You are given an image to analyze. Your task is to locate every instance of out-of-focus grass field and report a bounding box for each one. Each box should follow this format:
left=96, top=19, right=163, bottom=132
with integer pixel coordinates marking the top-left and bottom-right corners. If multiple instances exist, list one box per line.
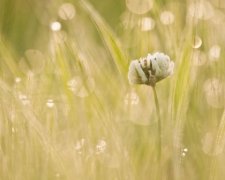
left=0, top=0, right=225, bottom=180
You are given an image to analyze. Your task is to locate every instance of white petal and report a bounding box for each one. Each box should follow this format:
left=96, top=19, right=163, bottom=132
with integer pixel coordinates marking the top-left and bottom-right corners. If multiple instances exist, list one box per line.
left=133, top=61, right=148, bottom=83
left=128, top=60, right=148, bottom=84
left=168, top=61, right=175, bottom=75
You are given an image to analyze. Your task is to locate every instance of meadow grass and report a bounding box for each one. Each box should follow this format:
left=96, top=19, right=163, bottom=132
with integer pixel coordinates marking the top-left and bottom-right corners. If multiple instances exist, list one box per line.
left=0, top=0, right=225, bottom=180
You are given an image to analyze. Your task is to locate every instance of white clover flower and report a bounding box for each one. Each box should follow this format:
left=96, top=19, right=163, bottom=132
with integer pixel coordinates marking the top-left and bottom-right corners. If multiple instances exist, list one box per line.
left=128, top=52, right=174, bottom=86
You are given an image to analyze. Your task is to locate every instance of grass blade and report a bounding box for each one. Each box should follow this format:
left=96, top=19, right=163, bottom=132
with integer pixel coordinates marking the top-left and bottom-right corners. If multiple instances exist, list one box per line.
left=79, top=0, right=127, bottom=79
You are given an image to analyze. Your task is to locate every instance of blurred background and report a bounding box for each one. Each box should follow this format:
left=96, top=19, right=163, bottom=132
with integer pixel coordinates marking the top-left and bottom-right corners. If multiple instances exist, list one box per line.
left=0, top=0, right=225, bottom=180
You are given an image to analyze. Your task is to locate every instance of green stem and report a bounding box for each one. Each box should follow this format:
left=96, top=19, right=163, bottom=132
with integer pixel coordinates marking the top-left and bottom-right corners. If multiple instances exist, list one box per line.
left=152, top=86, right=162, bottom=161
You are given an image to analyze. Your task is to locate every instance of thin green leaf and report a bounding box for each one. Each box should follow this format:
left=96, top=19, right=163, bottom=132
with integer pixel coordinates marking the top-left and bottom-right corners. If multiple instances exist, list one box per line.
left=79, top=0, right=127, bottom=79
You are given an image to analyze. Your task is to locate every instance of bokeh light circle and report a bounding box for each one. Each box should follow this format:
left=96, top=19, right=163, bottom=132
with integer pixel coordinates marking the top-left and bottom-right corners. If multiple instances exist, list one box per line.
left=126, top=0, right=153, bottom=15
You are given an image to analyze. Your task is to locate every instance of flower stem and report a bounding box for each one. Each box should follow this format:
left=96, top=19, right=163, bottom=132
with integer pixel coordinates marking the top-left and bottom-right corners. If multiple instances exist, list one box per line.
left=152, top=86, right=162, bottom=161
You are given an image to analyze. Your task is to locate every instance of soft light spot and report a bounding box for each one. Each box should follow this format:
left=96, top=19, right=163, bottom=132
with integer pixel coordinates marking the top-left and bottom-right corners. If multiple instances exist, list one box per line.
left=192, top=50, right=206, bottom=66
left=67, top=76, right=95, bottom=98
left=46, top=99, right=55, bottom=108
left=15, top=77, right=21, bottom=83
left=126, top=0, right=153, bottom=15
left=209, top=45, right=221, bottom=61
left=18, top=93, right=30, bottom=105
left=181, top=147, right=188, bottom=157
left=27, top=71, right=34, bottom=79
left=12, top=127, right=16, bottom=133
left=139, top=17, right=155, bottom=31
left=50, top=21, right=61, bottom=31
left=188, top=1, right=214, bottom=20
left=204, top=78, right=225, bottom=108
left=58, top=3, right=76, bottom=20
left=96, top=139, right=107, bottom=154
left=124, top=92, right=139, bottom=105
left=160, top=11, right=175, bottom=25
left=74, top=138, right=85, bottom=154
left=55, top=173, right=60, bottom=178
left=192, top=36, right=202, bottom=49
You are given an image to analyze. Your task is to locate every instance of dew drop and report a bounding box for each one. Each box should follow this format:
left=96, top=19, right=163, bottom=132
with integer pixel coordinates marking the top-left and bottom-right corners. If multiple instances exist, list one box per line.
left=46, top=99, right=55, bottom=108
left=192, top=36, right=202, bottom=49
left=50, top=21, right=61, bottom=31
left=15, top=77, right=21, bottom=83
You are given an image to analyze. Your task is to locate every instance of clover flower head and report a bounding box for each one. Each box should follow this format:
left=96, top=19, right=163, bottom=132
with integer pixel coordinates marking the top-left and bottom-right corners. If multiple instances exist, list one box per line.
left=128, top=52, right=174, bottom=86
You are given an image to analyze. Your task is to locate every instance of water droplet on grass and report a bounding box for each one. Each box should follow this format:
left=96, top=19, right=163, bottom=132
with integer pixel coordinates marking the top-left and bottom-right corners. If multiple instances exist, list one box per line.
left=192, top=36, right=202, bottom=49
left=46, top=99, right=55, bottom=108
left=15, top=77, right=21, bottom=83
left=50, top=21, right=61, bottom=31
